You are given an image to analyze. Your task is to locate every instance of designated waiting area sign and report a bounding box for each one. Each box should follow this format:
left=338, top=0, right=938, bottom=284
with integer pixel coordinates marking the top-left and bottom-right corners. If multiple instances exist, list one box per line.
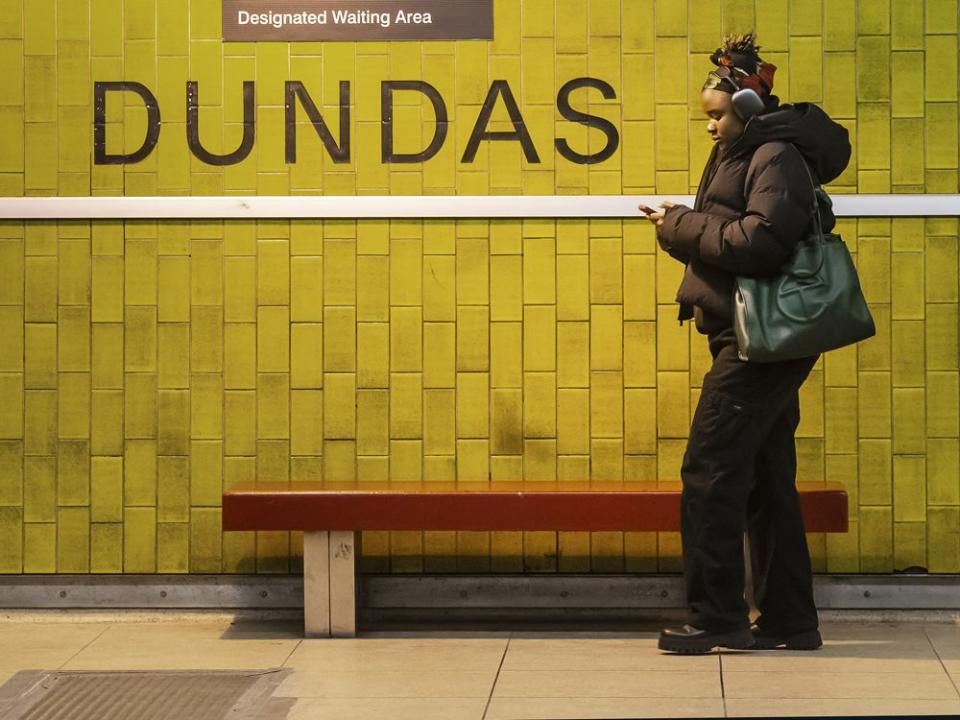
left=222, top=0, right=494, bottom=41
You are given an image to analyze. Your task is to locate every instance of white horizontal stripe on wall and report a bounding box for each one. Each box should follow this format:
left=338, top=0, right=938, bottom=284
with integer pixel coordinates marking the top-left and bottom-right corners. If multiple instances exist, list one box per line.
left=0, top=194, right=959, bottom=219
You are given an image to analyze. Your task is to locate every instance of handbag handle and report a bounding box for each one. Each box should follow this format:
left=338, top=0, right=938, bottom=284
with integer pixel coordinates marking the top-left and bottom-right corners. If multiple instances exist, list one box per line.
left=796, top=148, right=823, bottom=238
left=786, top=144, right=825, bottom=280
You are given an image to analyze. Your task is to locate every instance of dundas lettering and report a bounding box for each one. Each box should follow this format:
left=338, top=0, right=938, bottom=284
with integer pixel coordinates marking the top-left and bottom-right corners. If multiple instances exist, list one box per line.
left=93, top=78, right=620, bottom=167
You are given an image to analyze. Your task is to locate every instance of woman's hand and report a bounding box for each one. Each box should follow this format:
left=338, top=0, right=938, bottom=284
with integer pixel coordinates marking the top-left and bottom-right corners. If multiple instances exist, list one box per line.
left=639, top=201, right=676, bottom=227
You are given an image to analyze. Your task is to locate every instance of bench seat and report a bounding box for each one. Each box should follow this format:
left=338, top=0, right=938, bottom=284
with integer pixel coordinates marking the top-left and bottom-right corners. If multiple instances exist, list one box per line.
left=222, top=480, right=848, bottom=637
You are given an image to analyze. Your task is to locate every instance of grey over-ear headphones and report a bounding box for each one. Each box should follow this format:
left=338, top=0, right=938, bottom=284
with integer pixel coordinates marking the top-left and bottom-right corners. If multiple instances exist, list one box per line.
left=731, top=88, right=765, bottom=121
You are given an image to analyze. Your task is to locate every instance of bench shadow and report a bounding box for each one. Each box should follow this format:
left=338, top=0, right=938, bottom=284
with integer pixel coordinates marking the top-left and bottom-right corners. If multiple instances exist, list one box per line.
left=218, top=618, right=306, bottom=640
left=217, top=614, right=951, bottom=661
left=359, top=609, right=681, bottom=636
left=218, top=609, right=687, bottom=639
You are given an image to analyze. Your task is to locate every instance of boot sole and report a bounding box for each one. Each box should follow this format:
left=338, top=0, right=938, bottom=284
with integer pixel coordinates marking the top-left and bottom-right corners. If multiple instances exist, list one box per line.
left=658, top=628, right=755, bottom=654
left=751, top=629, right=823, bottom=651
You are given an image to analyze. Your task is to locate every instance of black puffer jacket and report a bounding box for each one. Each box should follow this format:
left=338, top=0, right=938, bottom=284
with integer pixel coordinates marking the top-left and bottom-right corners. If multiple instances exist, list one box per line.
left=657, top=101, right=852, bottom=335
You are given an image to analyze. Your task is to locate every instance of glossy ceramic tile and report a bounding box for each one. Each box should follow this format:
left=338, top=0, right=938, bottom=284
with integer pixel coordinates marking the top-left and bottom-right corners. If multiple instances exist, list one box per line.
left=283, top=638, right=507, bottom=672
left=275, top=669, right=497, bottom=698
left=724, top=698, right=960, bottom=717
left=485, top=697, right=726, bottom=719
left=722, top=670, right=960, bottom=700
left=62, top=623, right=299, bottom=671
left=0, top=623, right=109, bottom=671
left=492, top=670, right=723, bottom=699
left=286, top=697, right=488, bottom=720
left=501, top=637, right=720, bottom=671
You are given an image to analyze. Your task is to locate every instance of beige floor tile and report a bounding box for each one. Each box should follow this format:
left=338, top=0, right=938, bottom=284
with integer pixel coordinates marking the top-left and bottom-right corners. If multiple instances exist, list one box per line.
left=275, top=669, right=497, bottom=698
left=0, top=624, right=109, bottom=672
left=722, top=653, right=943, bottom=674
left=820, top=622, right=937, bottom=645
left=925, top=624, right=960, bottom=661
left=284, top=638, right=507, bottom=672
left=722, top=634, right=943, bottom=673
left=502, top=638, right=720, bottom=672
left=485, top=697, right=725, bottom=719
left=62, top=623, right=299, bottom=671
left=492, top=670, right=721, bottom=699
left=723, top=670, right=960, bottom=699
left=725, top=698, right=960, bottom=717
left=287, top=697, right=487, bottom=719
left=943, top=661, right=960, bottom=687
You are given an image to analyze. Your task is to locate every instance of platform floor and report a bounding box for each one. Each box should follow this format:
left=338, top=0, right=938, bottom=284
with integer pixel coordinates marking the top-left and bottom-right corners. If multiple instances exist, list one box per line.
left=2, top=618, right=960, bottom=718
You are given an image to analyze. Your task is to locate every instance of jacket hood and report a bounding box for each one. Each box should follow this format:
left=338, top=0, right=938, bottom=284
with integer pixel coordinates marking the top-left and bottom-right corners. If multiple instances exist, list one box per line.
left=724, top=102, right=851, bottom=183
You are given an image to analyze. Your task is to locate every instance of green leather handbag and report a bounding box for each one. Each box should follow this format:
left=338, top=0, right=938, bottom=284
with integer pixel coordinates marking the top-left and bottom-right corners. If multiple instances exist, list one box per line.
left=733, top=156, right=876, bottom=363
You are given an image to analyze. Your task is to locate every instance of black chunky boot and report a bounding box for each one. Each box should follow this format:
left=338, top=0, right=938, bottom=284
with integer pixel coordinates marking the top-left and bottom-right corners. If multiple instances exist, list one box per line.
left=658, top=624, right=755, bottom=654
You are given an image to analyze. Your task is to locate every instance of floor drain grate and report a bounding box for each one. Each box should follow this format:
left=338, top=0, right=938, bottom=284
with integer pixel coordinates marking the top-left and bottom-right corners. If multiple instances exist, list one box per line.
left=0, top=669, right=294, bottom=720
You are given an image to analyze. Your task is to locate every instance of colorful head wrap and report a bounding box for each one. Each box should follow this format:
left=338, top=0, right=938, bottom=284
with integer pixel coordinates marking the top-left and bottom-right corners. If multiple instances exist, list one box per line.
left=705, top=33, right=777, bottom=96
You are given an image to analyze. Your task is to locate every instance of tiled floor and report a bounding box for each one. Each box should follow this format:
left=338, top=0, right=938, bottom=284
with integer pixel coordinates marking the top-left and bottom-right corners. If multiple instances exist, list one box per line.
left=2, top=620, right=960, bottom=718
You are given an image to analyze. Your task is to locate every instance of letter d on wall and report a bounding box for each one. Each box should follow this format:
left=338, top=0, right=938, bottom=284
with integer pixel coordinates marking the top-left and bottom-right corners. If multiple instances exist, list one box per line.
left=94, top=82, right=161, bottom=164
left=381, top=81, right=448, bottom=164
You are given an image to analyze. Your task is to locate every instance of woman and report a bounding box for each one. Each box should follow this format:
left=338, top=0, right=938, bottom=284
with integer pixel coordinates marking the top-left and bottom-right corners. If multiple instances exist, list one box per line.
left=643, top=34, right=851, bottom=654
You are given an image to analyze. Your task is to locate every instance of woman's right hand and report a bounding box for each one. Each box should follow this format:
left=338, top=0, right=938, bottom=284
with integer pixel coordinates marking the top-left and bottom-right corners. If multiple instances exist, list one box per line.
left=639, top=201, right=675, bottom=227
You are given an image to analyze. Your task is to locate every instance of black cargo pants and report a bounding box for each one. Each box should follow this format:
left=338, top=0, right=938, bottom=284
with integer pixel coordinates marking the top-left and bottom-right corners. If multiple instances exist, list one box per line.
left=680, top=325, right=820, bottom=634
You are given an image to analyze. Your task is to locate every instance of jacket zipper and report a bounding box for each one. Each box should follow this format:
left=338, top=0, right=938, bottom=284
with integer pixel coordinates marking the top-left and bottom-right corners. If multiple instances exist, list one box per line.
left=678, top=144, right=722, bottom=326
left=674, top=117, right=762, bottom=326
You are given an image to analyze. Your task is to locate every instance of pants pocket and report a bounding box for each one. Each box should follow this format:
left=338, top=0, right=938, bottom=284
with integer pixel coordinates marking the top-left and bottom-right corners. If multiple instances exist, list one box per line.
left=696, top=393, right=763, bottom=451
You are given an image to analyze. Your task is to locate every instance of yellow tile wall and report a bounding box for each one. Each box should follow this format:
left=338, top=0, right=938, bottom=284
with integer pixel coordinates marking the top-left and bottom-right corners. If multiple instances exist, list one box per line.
left=0, top=0, right=958, bottom=574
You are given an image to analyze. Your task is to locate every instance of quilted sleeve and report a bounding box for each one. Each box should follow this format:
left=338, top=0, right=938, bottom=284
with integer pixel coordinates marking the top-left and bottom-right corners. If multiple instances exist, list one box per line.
left=657, top=146, right=815, bottom=277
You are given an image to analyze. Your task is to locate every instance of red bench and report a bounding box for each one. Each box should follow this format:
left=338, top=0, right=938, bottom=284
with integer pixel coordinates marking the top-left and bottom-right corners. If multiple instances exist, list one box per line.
left=223, top=480, right=848, bottom=637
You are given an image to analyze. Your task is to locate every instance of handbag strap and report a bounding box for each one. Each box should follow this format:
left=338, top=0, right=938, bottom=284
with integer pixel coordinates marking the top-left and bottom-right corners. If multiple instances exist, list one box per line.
left=788, top=144, right=826, bottom=279
left=792, top=143, right=822, bottom=238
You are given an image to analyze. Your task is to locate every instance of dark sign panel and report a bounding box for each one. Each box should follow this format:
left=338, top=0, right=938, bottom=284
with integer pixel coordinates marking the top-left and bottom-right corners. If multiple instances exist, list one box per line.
left=222, top=0, right=493, bottom=41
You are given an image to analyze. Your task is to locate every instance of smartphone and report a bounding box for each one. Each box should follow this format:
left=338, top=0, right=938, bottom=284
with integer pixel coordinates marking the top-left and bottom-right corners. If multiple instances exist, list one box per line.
left=639, top=204, right=656, bottom=215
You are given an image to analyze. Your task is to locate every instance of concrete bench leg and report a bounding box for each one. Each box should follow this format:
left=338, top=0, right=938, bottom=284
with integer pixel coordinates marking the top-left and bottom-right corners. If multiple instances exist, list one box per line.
left=303, top=530, right=359, bottom=638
